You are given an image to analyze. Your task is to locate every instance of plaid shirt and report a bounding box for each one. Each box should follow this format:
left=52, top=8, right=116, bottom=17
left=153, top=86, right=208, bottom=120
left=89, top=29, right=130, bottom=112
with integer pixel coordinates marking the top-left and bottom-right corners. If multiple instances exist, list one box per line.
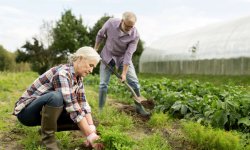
left=13, top=63, right=91, bottom=123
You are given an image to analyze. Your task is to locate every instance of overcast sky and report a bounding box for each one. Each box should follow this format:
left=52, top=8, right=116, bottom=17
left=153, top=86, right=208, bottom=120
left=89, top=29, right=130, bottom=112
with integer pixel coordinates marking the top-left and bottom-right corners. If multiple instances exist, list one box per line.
left=1, top=0, right=250, bottom=52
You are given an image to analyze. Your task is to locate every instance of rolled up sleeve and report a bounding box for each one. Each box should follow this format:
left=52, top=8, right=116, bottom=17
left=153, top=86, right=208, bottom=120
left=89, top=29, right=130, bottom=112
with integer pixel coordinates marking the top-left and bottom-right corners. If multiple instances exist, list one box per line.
left=96, top=19, right=111, bottom=44
left=123, top=36, right=139, bottom=65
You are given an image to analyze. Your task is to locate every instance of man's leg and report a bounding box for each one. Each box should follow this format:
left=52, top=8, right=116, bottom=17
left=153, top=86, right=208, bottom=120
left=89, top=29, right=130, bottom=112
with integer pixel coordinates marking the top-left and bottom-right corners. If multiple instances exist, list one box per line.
left=125, top=63, right=141, bottom=97
left=120, top=63, right=150, bottom=116
left=98, top=60, right=114, bottom=111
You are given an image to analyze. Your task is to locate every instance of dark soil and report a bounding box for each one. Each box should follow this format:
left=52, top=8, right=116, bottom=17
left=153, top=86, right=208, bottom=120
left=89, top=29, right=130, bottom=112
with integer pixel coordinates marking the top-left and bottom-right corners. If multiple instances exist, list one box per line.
left=111, top=99, right=155, bottom=122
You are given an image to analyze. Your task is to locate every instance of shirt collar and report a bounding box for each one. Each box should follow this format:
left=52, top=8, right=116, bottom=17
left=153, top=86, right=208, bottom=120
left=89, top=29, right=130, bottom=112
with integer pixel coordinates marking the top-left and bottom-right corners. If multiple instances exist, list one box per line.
left=69, top=63, right=75, bottom=75
left=69, top=63, right=79, bottom=83
left=117, top=20, right=132, bottom=36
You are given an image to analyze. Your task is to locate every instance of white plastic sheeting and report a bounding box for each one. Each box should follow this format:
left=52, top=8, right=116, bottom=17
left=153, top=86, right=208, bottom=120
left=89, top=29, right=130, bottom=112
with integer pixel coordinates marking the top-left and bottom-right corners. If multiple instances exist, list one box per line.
left=140, top=16, right=250, bottom=75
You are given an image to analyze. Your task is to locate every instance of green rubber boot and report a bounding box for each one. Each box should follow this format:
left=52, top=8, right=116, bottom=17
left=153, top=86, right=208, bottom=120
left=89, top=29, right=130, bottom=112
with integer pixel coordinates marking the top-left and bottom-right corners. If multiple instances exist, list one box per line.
left=134, top=102, right=150, bottom=117
left=41, top=105, right=63, bottom=150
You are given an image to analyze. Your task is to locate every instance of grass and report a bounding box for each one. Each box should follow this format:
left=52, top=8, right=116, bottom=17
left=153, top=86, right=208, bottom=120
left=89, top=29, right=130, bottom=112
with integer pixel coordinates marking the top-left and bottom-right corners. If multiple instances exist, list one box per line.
left=0, top=71, right=249, bottom=150
left=148, top=112, right=172, bottom=129
left=182, top=121, right=244, bottom=150
left=136, top=131, right=171, bottom=150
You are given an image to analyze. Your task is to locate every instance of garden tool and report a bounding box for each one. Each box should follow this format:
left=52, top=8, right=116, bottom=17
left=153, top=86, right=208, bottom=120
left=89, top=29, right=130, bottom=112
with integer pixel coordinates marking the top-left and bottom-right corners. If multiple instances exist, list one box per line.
left=101, top=59, right=150, bottom=116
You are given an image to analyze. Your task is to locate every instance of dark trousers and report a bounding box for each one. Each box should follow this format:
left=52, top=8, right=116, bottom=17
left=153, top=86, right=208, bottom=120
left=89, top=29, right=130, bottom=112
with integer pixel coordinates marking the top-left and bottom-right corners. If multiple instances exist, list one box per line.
left=17, top=91, right=74, bottom=127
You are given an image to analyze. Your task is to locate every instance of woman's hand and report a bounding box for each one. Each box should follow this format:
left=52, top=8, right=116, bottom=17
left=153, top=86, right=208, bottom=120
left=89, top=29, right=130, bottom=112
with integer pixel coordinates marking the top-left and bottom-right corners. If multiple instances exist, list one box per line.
left=89, top=124, right=96, bottom=133
left=85, top=132, right=104, bottom=150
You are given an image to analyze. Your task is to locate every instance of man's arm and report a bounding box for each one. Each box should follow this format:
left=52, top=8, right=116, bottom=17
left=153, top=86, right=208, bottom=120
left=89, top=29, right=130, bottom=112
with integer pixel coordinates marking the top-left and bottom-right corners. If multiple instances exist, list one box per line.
left=94, top=19, right=110, bottom=51
left=122, top=36, right=140, bottom=81
left=94, top=42, right=101, bottom=52
left=121, top=64, right=129, bottom=82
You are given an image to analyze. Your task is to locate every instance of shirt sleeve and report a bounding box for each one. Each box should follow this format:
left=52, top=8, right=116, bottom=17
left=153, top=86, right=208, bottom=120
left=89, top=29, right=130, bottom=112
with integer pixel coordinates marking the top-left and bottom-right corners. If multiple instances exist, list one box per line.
left=95, top=19, right=111, bottom=44
left=77, top=81, right=92, bottom=113
left=123, top=36, right=140, bottom=65
left=53, top=72, right=86, bottom=123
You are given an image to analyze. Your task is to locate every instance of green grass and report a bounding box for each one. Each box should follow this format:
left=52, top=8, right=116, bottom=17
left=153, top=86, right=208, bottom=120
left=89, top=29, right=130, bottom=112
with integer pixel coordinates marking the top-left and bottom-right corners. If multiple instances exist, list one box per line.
left=182, top=121, right=244, bottom=150
left=148, top=112, right=172, bottom=129
left=1, top=72, right=249, bottom=150
left=136, top=131, right=171, bottom=150
left=0, top=72, right=38, bottom=131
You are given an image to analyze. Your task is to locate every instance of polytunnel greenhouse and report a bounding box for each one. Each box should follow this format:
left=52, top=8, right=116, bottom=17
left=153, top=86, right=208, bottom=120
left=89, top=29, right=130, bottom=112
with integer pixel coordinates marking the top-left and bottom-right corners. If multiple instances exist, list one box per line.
left=139, top=16, right=250, bottom=75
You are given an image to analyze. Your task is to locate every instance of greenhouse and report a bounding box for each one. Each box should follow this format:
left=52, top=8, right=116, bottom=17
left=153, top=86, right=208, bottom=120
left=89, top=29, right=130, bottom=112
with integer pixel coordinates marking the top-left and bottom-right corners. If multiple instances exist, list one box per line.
left=139, top=16, right=250, bottom=75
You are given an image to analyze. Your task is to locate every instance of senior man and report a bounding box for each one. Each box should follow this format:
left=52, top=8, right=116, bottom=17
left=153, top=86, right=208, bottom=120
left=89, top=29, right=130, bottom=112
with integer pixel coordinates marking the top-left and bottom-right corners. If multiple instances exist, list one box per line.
left=94, top=11, right=150, bottom=116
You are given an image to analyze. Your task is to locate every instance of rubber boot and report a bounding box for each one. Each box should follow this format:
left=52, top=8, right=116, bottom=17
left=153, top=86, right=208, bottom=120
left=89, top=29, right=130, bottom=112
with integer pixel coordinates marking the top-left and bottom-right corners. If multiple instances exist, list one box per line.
left=133, top=88, right=150, bottom=116
left=98, top=89, right=107, bottom=112
left=41, top=105, right=63, bottom=150
left=135, top=102, right=151, bottom=117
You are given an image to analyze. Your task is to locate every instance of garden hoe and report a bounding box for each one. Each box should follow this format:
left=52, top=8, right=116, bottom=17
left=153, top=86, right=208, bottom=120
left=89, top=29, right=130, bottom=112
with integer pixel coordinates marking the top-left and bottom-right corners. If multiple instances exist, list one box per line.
left=101, top=59, right=151, bottom=117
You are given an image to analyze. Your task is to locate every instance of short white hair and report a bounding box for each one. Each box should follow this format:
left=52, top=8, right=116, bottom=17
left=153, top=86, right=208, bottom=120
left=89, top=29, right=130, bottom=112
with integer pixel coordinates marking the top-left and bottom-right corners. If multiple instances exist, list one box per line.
left=68, top=46, right=101, bottom=63
left=122, top=11, right=137, bottom=23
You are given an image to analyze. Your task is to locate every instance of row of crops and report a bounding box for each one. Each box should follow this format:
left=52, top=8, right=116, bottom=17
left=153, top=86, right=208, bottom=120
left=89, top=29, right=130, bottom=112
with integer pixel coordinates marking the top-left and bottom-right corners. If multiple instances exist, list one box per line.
left=84, top=75, right=250, bottom=133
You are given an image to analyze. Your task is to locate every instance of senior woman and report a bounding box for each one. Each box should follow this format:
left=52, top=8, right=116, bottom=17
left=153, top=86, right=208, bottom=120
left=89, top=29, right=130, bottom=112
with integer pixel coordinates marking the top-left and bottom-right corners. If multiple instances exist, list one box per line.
left=13, top=46, right=103, bottom=150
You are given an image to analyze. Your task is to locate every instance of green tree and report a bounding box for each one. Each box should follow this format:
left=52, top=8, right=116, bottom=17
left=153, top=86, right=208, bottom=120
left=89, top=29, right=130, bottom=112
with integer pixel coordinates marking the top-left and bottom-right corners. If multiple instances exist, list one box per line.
left=89, top=14, right=112, bottom=74
left=0, top=45, right=15, bottom=71
left=50, top=9, right=90, bottom=65
left=16, top=38, right=50, bottom=74
left=133, top=39, right=144, bottom=72
left=89, top=14, right=112, bottom=47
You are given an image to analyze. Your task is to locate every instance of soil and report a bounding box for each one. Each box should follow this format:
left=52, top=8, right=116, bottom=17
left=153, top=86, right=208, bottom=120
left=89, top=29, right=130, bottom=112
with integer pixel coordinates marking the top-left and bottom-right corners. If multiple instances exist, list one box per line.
left=111, top=99, right=155, bottom=122
left=0, top=116, right=24, bottom=150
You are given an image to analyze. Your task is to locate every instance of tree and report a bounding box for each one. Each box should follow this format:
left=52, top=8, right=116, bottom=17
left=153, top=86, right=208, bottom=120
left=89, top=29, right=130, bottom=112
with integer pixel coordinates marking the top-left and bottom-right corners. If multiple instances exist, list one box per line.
left=50, top=9, right=90, bottom=65
left=0, top=45, right=15, bottom=71
left=133, top=39, right=144, bottom=72
left=89, top=14, right=112, bottom=47
left=88, top=14, right=112, bottom=74
left=16, top=38, right=51, bottom=74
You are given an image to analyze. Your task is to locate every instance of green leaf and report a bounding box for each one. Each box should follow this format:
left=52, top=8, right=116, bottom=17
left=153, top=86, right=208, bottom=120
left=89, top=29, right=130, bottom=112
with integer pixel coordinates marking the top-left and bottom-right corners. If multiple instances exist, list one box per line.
left=181, top=105, right=188, bottom=115
left=238, top=117, right=250, bottom=126
left=171, top=101, right=182, bottom=111
left=213, top=110, right=228, bottom=127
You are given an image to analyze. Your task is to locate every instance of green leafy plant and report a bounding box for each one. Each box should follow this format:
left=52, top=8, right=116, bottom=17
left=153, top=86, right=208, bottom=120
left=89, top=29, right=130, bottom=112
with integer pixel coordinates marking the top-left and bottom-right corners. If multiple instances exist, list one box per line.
left=98, top=126, right=135, bottom=150
left=148, top=112, right=171, bottom=129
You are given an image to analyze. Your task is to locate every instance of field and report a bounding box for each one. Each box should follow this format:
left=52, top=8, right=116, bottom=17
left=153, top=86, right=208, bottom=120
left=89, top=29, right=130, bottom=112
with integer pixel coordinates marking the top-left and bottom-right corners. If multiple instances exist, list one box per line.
left=0, top=72, right=249, bottom=150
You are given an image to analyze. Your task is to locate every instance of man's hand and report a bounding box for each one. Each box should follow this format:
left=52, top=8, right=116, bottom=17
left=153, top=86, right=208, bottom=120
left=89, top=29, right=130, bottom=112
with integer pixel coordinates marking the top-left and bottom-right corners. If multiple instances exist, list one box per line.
left=121, top=64, right=129, bottom=82
left=121, top=73, right=126, bottom=82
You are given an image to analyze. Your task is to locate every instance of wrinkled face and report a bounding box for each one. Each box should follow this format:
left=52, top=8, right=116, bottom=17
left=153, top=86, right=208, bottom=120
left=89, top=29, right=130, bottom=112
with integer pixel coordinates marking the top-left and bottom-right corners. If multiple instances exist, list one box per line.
left=121, top=19, right=135, bottom=33
left=75, top=58, right=98, bottom=77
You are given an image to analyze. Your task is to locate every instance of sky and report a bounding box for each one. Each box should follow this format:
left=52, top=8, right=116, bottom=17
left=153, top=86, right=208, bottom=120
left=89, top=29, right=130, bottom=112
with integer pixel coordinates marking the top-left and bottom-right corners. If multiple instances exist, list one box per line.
left=1, top=0, right=250, bottom=52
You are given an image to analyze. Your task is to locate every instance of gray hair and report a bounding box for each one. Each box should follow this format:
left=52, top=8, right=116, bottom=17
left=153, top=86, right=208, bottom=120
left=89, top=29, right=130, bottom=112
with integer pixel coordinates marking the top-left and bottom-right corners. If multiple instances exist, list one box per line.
left=122, top=11, right=137, bottom=23
left=68, top=46, right=101, bottom=63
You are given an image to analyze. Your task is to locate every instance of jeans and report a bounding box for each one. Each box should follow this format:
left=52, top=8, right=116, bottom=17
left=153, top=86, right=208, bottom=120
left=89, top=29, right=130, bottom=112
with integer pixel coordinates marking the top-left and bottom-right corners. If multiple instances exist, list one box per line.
left=17, top=91, right=73, bottom=126
left=99, top=59, right=141, bottom=109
